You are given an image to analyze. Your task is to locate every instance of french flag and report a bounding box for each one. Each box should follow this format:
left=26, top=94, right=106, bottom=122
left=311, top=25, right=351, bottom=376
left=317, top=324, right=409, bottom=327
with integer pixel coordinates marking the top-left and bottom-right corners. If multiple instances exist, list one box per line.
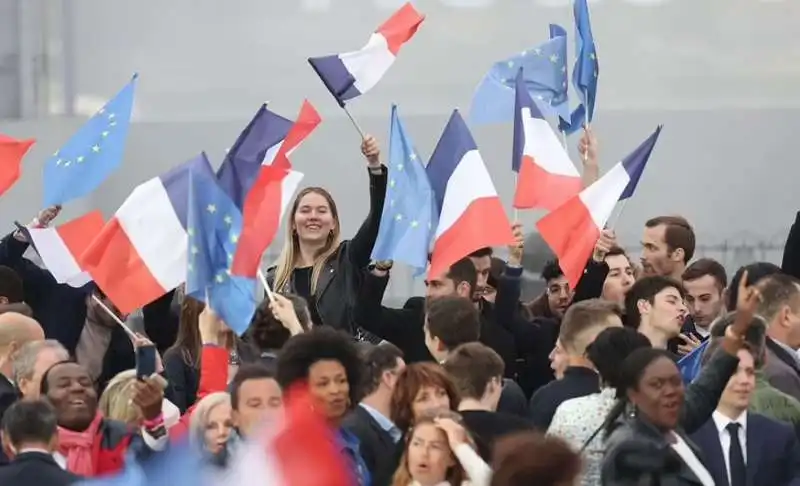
left=537, top=126, right=662, bottom=287
left=80, top=154, right=215, bottom=313
left=511, top=68, right=581, bottom=211
left=308, top=2, right=424, bottom=106
left=216, top=104, right=293, bottom=209
left=20, top=211, right=105, bottom=288
left=426, top=110, right=515, bottom=279
left=220, top=386, right=354, bottom=486
left=231, top=101, right=319, bottom=278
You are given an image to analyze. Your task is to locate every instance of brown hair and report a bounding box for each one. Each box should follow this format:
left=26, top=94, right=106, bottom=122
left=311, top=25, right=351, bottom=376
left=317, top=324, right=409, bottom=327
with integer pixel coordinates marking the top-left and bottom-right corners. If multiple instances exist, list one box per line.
left=558, top=299, right=622, bottom=354
left=390, top=363, right=459, bottom=431
left=490, top=432, right=582, bottom=486
left=391, top=409, right=472, bottom=486
left=272, top=187, right=341, bottom=294
left=443, top=343, right=504, bottom=400
left=682, top=258, right=728, bottom=288
left=645, top=215, right=696, bottom=263
left=165, top=296, right=206, bottom=367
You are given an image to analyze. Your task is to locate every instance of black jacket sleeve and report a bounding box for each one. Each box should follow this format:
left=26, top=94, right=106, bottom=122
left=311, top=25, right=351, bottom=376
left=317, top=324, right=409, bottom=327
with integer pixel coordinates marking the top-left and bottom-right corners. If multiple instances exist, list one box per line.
left=346, top=166, right=388, bottom=269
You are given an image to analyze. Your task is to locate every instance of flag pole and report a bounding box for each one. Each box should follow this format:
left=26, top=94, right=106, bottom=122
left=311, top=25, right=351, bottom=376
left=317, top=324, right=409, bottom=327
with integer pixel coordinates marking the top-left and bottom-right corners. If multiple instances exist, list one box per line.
left=560, top=130, right=568, bottom=149
left=257, top=268, right=277, bottom=303
left=91, top=294, right=137, bottom=340
left=512, top=174, right=519, bottom=222
left=583, top=88, right=590, bottom=163
left=606, top=199, right=629, bottom=230
left=341, top=105, right=366, bottom=140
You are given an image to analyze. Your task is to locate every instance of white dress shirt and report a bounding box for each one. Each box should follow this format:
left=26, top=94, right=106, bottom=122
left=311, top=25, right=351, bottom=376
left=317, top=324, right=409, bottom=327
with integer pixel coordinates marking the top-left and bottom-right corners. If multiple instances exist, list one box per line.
left=670, top=434, right=715, bottom=486
left=712, top=409, right=748, bottom=485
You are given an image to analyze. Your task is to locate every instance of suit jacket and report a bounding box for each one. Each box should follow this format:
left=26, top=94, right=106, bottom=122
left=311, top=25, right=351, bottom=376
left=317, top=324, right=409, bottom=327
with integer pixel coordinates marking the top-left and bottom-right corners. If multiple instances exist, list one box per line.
left=764, top=337, right=800, bottom=402
left=342, top=405, right=398, bottom=486
left=0, top=374, right=19, bottom=465
left=602, top=416, right=709, bottom=486
left=0, top=451, right=81, bottom=486
left=690, top=412, right=800, bottom=486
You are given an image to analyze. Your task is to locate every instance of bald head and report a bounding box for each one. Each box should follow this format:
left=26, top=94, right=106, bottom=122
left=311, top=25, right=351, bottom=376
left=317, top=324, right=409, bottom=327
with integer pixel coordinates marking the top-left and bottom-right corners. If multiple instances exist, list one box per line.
left=0, top=312, right=44, bottom=354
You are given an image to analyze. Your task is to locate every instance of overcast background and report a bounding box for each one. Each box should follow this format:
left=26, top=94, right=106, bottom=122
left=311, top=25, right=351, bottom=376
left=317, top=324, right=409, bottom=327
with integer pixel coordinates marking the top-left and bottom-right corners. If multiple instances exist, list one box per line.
left=1, top=0, right=797, bottom=300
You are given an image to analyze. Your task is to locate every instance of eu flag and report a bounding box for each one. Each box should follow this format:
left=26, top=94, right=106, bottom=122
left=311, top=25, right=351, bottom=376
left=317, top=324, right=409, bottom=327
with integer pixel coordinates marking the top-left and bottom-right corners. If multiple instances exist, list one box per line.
left=469, top=37, right=569, bottom=126
left=573, top=0, right=599, bottom=122
left=678, top=340, right=708, bottom=384
left=43, top=74, right=137, bottom=207
left=370, top=105, right=436, bottom=276
left=186, top=168, right=258, bottom=335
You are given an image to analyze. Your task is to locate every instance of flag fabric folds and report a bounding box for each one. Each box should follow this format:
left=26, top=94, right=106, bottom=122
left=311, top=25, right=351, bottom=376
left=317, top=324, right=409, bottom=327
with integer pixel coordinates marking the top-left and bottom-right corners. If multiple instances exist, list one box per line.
left=511, top=68, right=581, bottom=211
left=469, top=37, right=569, bottom=126
left=678, top=340, right=709, bottom=384
left=231, top=101, right=319, bottom=278
left=536, top=126, right=662, bottom=287
left=370, top=105, right=436, bottom=275
left=426, top=110, right=514, bottom=279
left=216, top=104, right=293, bottom=209
left=42, top=74, right=138, bottom=207
left=308, top=2, right=424, bottom=106
left=21, top=211, right=105, bottom=288
left=0, top=135, right=35, bottom=198
left=80, top=154, right=214, bottom=314
left=573, top=0, right=599, bottom=121
left=221, top=385, right=356, bottom=486
left=186, top=170, right=257, bottom=335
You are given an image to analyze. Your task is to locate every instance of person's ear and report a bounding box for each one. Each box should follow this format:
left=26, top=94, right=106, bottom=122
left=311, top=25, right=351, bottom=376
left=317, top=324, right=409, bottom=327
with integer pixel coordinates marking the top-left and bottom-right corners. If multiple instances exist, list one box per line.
left=636, top=298, right=651, bottom=316
left=455, top=281, right=470, bottom=298
left=670, top=248, right=685, bottom=263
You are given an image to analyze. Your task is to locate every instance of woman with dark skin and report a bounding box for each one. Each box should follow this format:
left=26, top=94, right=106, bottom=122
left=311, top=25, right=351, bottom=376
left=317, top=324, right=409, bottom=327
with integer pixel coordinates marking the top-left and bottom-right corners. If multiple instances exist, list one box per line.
left=601, top=270, right=762, bottom=485
left=275, top=327, right=369, bottom=485
left=41, top=361, right=166, bottom=477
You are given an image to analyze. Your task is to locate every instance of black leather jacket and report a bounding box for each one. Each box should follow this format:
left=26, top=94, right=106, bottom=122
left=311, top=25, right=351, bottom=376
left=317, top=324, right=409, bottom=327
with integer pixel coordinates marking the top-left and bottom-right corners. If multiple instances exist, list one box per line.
left=267, top=166, right=387, bottom=334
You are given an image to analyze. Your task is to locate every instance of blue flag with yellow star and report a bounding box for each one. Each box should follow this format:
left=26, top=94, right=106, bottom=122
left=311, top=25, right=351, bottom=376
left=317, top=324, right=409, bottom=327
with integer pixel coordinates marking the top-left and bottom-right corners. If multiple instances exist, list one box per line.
left=370, top=105, right=436, bottom=276
left=42, top=74, right=138, bottom=207
left=573, top=0, right=599, bottom=121
left=185, top=168, right=257, bottom=335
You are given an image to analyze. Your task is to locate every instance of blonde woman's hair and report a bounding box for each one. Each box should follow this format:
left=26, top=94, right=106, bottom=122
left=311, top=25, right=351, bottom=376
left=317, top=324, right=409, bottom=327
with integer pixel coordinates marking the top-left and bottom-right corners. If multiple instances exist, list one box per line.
left=390, top=409, right=471, bottom=486
left=98, top=370, right=141, bottom=425
left=188, top=392, right=231, bottom=449
left=99, top=369, right=168, bottom=426
left=272, top=187, right=341, bottom=295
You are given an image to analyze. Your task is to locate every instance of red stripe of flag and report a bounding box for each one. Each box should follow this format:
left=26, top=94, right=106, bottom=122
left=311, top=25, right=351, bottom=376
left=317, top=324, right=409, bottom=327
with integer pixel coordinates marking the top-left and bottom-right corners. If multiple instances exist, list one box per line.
left=375, top=2, right=425, bottom=56
left=0, top=135, right=35, bottom=198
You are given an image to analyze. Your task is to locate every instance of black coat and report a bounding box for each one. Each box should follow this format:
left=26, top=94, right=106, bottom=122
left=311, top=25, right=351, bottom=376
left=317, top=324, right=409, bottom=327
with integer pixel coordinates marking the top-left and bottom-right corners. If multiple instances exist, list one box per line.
left=0, top=375, right=18, bottom=465
left=267, top=167, right=387, bottom=334
left=342, top=406, right=399, bottom=486
left=0, top=451, right=81, bottom=486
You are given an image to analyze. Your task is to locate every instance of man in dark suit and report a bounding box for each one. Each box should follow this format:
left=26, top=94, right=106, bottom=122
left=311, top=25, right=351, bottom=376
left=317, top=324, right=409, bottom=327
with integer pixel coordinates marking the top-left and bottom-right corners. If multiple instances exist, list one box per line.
left=0, top=400, right=80, bottom=486
left=754, top=274, right=800, bottom=401
left=691, top=346, right=800, bottom=486
left=343, top=342, right=405, bottom=486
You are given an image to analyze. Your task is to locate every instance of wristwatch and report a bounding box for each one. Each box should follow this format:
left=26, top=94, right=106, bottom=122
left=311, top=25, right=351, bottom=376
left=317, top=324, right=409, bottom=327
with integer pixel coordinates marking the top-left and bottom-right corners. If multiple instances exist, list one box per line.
left=369, top=260, right=394, bottom=272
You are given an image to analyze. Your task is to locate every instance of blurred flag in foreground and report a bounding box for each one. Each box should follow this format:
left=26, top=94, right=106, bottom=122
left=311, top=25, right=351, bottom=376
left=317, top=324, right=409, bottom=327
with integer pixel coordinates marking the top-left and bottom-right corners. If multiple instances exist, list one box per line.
left=371, top=105, right=436, bottom=275
left=43, top=74, right=137, bottom=207
left=678, top=340, right=708, bottom=384
left=308, top=2, right=424, bottom=106
left=537, top=126, right=662, bottom=287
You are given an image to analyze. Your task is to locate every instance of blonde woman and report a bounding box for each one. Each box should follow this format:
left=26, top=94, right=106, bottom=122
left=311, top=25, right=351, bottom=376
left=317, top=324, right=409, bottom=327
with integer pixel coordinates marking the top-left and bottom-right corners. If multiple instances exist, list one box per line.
left=391, top=410, right=491, bottom=486
left=267, top=136, right=386, bottom=335
left=189, top=392, right=234, bottom=468
left=98, top=370, right=180, bottom=428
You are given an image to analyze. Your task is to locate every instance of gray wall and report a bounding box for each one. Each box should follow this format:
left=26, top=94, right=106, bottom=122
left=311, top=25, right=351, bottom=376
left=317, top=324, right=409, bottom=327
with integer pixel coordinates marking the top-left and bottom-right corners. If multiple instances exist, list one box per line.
left=2, top=0, right=798, bottom=298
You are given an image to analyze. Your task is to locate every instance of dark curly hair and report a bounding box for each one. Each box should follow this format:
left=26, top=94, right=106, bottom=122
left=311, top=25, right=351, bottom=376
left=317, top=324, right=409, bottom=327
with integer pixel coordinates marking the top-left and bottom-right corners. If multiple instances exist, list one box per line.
left=275, top=327, right=364, bottom=406
left=246, top=293, right=311, bottom=351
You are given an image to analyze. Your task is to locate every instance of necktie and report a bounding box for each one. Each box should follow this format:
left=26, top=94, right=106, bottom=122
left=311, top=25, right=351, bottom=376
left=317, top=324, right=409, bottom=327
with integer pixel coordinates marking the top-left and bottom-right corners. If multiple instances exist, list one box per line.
left=726, top=422, right=746, bottom=486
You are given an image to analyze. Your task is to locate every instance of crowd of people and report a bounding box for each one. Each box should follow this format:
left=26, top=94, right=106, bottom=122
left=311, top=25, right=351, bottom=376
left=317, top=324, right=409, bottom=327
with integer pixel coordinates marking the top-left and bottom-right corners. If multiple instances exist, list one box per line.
left=0, top=130, right=799, bottom=486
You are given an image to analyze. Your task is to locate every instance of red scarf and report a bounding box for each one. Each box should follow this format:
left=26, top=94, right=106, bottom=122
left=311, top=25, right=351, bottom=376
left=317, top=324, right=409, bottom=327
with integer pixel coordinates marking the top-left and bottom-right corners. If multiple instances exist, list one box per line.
left=58, top=412, right=104, bottom=476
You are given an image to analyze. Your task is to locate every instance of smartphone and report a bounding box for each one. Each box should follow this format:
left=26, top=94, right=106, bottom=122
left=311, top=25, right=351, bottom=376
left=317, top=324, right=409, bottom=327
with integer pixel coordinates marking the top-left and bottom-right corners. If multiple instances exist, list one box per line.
left=135, top=345, right=157, bottom=380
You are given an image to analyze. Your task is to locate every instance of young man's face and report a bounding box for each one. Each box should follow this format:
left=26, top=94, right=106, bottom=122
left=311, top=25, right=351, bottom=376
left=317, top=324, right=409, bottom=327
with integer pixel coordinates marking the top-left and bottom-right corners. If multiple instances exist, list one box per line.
left=643, top=286, right=687, bottom=338
left=719, top=349, right=756, bottom=412
left=683, top=275, right=724, bottom=329
left=469, top=255, right=492, bottom=298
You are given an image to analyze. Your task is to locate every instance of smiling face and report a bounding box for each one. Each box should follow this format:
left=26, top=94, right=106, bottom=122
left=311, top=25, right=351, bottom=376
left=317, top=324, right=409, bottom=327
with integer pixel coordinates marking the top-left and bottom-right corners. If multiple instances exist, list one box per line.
left=406, top=423, right=455, bottom=485
left=308, top=359, right=350, bottom=424
left=628, top=356, right=684, bottom=430
left=44, top=362, right=98, bottom=431
left=292, top=190, right=337, bottom=245
left=603, top=254, right=635, bottom=305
